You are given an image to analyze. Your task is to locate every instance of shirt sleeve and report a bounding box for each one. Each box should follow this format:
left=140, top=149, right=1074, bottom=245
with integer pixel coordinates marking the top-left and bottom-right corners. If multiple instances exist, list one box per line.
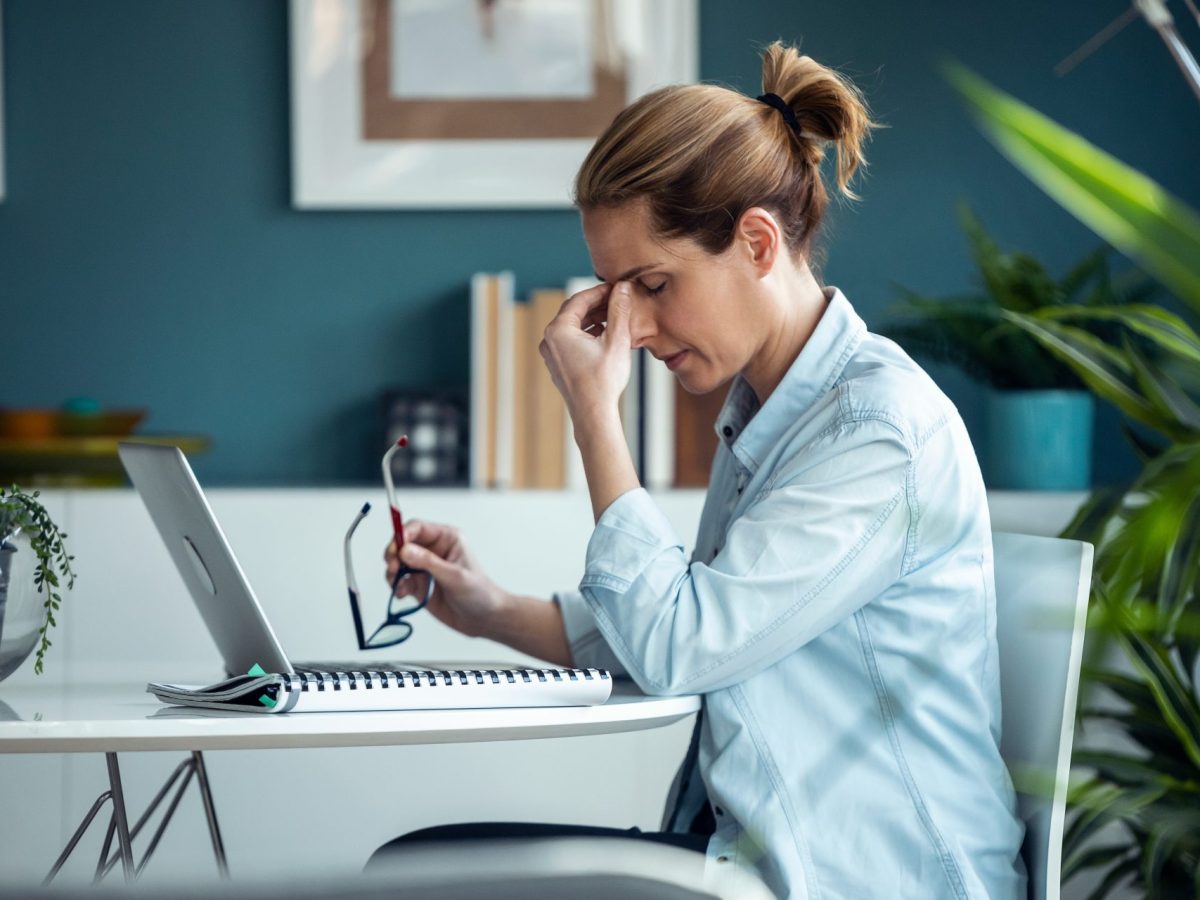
left=553, top=589, right=631, bottom=676
left=579, top=418, right=913, bottom=695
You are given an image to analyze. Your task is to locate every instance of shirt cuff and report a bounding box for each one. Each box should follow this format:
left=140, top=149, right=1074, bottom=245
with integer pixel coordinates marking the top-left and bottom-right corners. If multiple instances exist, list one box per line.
left=553, top=589, right=630, bottom=676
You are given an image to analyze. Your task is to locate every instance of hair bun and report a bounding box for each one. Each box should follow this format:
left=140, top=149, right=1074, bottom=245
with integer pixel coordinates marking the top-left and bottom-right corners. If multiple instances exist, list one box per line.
left=760, top=41, right=876, bottom=199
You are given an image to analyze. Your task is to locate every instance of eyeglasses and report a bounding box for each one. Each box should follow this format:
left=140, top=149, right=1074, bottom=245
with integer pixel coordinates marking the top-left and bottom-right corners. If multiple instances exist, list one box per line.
left=343, top=437, right=435, bottom=650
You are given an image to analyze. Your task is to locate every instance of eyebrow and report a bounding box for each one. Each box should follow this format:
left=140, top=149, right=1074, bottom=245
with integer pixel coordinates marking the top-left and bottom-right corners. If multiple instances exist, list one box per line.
left=594, top=263, right=663, bottom=284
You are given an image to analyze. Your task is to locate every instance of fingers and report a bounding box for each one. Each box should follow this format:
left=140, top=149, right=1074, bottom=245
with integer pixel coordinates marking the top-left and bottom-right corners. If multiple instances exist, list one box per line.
left=556, top=281, right=612, bottom=329
left=384, top=518, right=464, bottom=581
left=396, top=541, right=456, bottom=583
left=384, top=519, right=451, bottom=555
left=565, top=280, right=611, bottom=306
left=384, top=519, right=449, bottom=570
left=580, top=302, right=608, bottom=336
left=605, top=282, right=632, bottom=345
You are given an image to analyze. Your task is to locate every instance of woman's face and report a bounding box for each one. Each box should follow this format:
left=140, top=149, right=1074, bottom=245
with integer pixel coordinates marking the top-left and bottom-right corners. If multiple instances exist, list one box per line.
left=581, top=200, right=769, bottom=396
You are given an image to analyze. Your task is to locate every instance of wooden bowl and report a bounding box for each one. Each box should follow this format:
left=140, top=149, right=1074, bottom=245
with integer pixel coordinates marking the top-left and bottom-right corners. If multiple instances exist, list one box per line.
left=0, top=409, right=61, bottom=440
left=57, top=409, right=147, bottom=437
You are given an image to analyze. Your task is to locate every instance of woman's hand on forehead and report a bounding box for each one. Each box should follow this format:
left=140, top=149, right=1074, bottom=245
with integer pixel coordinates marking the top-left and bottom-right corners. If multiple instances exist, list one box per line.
left=538, top=280, right=634, bottom=422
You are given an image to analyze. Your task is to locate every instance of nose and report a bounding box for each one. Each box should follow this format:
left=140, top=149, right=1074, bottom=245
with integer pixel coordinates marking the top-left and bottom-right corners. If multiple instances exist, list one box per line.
left=626, top=298, right=656, bottom=350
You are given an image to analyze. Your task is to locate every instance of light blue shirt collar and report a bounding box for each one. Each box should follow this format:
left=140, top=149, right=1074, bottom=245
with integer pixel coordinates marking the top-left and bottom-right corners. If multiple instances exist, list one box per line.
left=714, top=287, right=866, bottom=475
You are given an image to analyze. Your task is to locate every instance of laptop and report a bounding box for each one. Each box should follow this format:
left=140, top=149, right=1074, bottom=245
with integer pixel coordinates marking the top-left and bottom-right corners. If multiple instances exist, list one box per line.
left=119, top=441, right=371, bottom=678
left=120, top=443, right=612, bottom=712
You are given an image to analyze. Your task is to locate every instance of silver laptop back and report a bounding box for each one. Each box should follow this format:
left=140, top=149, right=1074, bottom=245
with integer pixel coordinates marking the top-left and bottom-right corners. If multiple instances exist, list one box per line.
left=118, top=442, right=292, bottom=677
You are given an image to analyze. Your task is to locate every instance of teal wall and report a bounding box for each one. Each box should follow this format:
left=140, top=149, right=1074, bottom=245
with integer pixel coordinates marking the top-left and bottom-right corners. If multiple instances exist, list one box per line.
left=1, top=1, right=1197, bottom=484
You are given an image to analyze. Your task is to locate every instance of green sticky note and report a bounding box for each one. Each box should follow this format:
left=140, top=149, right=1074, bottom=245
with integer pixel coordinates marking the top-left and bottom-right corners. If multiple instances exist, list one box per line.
left=247, top=663, right=267, bottom=676
left=257, top=694, right=277, bottom=709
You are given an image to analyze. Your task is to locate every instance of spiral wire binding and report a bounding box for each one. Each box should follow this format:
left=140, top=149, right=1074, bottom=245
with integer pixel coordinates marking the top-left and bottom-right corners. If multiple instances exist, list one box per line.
left=285, top=667, right=608, bottom=693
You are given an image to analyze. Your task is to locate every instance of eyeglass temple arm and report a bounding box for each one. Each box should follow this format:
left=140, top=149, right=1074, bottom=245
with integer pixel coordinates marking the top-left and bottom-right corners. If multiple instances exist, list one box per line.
left=382, top=436, right=408, bottom=547
left=344, top=500, right=370, bottom=594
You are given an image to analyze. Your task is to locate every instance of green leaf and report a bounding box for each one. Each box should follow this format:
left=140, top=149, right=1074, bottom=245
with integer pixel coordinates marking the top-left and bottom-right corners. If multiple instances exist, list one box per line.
left=1062, top=484, right=1131, bottom=544
left=1124, top=340, right=1200, bottom=436
left=1177, top=603, right=1200, bottom=699
left=1084, top=667, right=1157, bottom=709
left=1138, top=807, right=1200, bottom=895
left=1159, top=490, right=1200, bottom=639
left=1072, top=749, right=1199, bottom=792
left=1060, top=246, right=1113, bottom=304
left=1037, top=305, right=1200, bottom=368
left=1116, top=627, right=1200, bottom=770
left=1079, top=709, right=1191, bottom=769
left=1001, top=311, right=1172, bottom=434
left=944, top=62, right=1200, bottom=312
left=956, top=204, right=1062, bottom=313
left=1064, top=786, right=1121, bottom=857
left=1065, top=782, right=1165, bottom=856
left=1081, top=854, right=1138, bottom=899
left=1061, top=842, right=1135, bottom=882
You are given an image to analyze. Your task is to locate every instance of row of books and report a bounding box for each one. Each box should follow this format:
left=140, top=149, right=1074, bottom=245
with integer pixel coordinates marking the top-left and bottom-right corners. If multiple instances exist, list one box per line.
left=469, top=272, right=722, bottom=490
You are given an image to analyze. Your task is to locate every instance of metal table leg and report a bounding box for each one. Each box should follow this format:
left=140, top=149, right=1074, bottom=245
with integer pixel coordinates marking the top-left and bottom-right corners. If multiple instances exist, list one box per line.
left=44, top=750, right=229, bottom=884
left=191, top=751, right=229, bottom=878
left=104, top=753, right=135, bottom=880
left=43, top=790, right=115, bottom=885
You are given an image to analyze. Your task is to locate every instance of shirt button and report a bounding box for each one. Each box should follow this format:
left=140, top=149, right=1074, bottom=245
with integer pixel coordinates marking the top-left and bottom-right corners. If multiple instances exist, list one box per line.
left=722, top=425, right=733, bottom=438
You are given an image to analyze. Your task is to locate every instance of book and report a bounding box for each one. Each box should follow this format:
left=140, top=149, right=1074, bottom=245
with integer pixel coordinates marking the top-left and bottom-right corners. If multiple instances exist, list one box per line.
left=562, top=277, right=601, bottom=491
left=511, top=297, right=534, bottom=488
left=469, top=272, right=497, bottom=488
left=673, top=381, right=726, bottom=488
left=529, top=289, right=568, bottom=489
left=469, top=271, right=515, bottom=488
left=148, top=665, right=613, bottom=714
left=642, top=350, right=676, bottom=490
left=493, top=272, right=517, bottom=488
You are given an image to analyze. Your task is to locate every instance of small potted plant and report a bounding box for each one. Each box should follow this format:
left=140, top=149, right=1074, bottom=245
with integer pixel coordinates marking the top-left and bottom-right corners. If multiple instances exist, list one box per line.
left=884, top=205, right=1154, bottom=489
left=0, top=486, right=76, bottom=680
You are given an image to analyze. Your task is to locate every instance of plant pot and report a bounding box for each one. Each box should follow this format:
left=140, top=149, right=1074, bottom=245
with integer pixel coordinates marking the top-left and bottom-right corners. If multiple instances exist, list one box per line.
left=986, top=389, right=1094, bottom=490
left=0, top=531, right=42, bottom=682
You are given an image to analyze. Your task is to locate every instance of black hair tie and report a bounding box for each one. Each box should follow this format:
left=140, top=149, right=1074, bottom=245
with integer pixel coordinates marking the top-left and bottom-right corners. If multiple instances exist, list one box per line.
left=757, top=92, right=805, bottom=140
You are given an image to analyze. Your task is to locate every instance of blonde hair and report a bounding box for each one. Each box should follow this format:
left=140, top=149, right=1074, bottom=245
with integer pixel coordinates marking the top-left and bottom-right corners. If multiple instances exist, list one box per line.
left=574, top=42, right=877, bottom=259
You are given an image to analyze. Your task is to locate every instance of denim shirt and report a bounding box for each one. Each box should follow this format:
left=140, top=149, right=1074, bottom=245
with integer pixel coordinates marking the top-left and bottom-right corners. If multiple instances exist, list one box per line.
left=555, top=289, right=1025, bottom=899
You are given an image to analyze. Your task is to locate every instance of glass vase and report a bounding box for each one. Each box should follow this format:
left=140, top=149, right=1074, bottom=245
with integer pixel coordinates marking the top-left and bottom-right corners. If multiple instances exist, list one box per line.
left=0, top=530, right=43, bottom=681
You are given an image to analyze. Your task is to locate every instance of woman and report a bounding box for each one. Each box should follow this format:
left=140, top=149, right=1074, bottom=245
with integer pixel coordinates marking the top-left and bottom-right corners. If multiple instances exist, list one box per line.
left=379, top=42, right=1025, bottom=900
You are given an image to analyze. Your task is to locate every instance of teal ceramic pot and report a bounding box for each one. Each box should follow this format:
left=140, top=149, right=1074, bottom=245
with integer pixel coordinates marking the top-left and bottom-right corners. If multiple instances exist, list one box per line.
left=986, top=390, right=1094, bottom=490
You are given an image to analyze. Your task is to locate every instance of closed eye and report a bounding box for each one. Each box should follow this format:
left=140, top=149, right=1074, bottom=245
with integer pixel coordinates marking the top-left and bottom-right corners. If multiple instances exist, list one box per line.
left=640, top=280, right=667, bottom=296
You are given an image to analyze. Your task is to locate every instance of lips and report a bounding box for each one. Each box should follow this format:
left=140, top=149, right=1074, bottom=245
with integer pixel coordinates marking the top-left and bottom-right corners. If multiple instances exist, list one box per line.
left=663, top=350, right=688, bottom=371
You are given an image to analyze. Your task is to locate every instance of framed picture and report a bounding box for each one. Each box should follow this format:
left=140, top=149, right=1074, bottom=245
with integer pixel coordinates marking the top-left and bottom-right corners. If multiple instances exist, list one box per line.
left=0, top=0, right=6, bottom=202
left=289, top=0, right=698, bottom=209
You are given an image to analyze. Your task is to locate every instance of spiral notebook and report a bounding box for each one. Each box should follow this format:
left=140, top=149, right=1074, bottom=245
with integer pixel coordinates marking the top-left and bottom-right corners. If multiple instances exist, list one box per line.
left=119, top=442, right=612, bottom=714
left=148, top=666, right=612, bottom=714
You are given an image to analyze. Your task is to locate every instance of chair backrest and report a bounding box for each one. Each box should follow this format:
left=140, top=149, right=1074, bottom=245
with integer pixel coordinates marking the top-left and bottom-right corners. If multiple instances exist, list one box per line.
left=992, top=531, right=1093, bottom=900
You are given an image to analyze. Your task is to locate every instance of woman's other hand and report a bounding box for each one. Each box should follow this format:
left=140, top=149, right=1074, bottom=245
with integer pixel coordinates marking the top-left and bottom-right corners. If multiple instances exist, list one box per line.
left=539, top=281, right=633, bottom=426
left=384, top=520, right=506, bottom=638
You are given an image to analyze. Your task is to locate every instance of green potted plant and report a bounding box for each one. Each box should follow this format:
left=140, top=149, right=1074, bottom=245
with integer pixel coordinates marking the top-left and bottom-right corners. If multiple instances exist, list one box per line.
left=947, top=64, right=1200, bottom=898
left=885, top=207, right=1153, bottom=490
left=0, top=486, right=76, bottom=679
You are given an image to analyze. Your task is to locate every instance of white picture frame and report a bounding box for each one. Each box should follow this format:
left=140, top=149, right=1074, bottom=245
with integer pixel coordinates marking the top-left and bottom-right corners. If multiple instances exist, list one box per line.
left=289, top=0, right=698, bottom=209
left=0, top=0, right=7, bottom=203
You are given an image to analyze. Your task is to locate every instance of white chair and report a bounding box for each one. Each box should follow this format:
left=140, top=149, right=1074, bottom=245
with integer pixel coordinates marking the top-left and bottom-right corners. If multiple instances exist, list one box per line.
left=993, top=531, right=1094, bottom=900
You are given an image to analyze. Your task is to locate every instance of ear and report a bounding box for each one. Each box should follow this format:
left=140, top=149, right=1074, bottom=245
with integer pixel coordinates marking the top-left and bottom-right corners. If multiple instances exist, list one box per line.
left=733, top=207, right=783, bottom=279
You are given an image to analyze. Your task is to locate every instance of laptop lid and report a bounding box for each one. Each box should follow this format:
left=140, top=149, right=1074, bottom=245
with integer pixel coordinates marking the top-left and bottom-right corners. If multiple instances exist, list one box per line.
left=118, top=442, right=293, bottom=677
